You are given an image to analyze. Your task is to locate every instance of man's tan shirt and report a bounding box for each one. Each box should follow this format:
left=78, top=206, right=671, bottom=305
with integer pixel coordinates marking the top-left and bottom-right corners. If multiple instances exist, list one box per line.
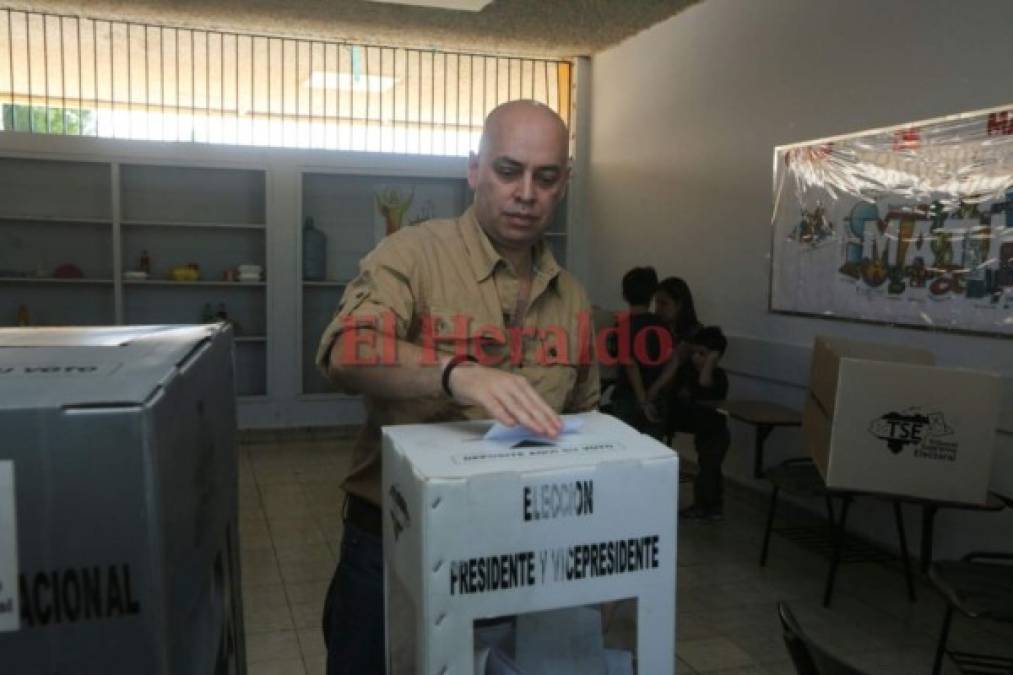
left=315, top=206, right=600, bottom=506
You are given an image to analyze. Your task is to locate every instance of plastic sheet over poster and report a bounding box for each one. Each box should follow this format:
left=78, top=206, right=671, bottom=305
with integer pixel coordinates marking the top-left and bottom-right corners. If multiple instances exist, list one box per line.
left=770, top=104, right=1013, bottom=337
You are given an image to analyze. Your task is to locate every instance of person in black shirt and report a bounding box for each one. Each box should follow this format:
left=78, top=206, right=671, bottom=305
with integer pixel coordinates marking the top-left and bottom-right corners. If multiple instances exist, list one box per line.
left=607, top=266, right=670, bottom=439
left=650, top=326, right=731, bottom=520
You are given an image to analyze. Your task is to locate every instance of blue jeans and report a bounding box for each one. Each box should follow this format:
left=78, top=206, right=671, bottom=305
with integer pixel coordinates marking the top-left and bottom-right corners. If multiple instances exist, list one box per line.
left=322, top=522, right=385, bottom=675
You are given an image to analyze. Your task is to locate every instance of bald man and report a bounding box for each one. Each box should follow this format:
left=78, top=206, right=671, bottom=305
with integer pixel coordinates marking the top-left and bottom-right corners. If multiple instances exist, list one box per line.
left=316, top=100, right=599, bottom=674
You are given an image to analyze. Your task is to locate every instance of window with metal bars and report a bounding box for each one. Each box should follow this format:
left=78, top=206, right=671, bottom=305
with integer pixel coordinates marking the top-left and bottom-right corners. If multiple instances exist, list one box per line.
left=0, top=8, right=572, bottom=155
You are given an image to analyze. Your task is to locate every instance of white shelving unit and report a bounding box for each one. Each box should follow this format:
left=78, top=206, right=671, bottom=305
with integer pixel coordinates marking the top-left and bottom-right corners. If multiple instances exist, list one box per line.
left=0, top=215, right=112, bottom=225
left=0, top=277, right=115, bottom=284
left=0, top=156, right=268, bottom=398
left=122, top=220, right=267, bottom=230
left=302, top=280, right=348, bottom=287
left=123, top=280, right=267, bottom=287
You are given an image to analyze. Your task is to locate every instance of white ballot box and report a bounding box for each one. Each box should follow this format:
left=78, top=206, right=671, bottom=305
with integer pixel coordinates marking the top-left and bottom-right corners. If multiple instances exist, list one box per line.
left=804, top=335, right=1001, bottom=504
left=382, top=411, right=678, bottom=675
left=0, top=325, right=244, bottom=674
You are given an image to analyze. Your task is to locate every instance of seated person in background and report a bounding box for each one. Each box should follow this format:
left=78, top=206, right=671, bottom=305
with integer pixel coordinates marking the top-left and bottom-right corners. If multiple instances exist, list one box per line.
left=647, top=326, right=730, bottom=520
left=607, top=266, right=669, bottom=439
left=653, top=276, right=702, bottom=350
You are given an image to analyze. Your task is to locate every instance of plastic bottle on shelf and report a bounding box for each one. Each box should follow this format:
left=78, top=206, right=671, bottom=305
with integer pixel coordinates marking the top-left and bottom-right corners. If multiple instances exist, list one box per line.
left=302, top=217, right=326, bottom=281
left=139, top=250, right=151, bottom=274
left=16, top=303, right=30, bottom=326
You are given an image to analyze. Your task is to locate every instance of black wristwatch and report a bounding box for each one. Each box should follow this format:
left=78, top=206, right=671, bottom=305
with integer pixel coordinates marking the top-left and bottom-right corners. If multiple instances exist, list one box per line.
left=442, top=354, right=478, bottom=398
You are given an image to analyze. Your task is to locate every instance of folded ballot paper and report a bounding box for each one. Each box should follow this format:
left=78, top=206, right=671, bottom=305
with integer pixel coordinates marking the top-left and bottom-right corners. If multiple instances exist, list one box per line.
left=473, top=607, right=633, bottom=675
left=474, top=604, right=632, bottom=672
left=483, top=416, right=585, bottom=443
left=475, top=646, right=523, bottom=675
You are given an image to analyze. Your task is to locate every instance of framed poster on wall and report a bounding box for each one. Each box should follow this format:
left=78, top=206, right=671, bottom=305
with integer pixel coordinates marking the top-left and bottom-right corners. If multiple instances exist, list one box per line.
left=770, top=103, right=1013, bottom=338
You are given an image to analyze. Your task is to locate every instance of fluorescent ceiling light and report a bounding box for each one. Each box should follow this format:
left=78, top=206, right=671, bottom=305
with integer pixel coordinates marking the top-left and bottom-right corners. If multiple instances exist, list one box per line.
left=364, top=0, right=494, bottom=11
left=307, top=71, right=398, bottom=92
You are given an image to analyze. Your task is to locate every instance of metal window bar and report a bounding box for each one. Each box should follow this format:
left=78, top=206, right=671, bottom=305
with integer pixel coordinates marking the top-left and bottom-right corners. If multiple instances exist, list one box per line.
left=0, top=7, right=572, bottom=155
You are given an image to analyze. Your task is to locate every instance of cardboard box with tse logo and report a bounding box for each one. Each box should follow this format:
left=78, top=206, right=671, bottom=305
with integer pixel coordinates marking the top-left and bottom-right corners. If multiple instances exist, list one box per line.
left=803, top=335, right=1001, bottom=504
left=0, top=325, right=244, bottom=675
left=382, top=411, right=678, bottom=675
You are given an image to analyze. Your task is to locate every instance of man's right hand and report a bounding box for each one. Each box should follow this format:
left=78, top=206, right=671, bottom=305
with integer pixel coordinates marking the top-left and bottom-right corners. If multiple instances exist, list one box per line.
left=447, top=362, right=563, bottom=438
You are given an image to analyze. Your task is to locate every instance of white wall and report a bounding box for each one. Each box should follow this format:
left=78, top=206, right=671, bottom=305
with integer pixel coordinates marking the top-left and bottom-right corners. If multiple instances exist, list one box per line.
left=589, top=0, right=1013, bottom=559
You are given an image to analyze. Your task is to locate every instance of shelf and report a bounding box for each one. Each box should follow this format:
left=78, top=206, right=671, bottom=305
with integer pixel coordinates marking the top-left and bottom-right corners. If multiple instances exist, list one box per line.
left=0, top=276, right=114, bottom=285
left=121, top=220, right=266, bottom=230
left=303, top=280, right=350, bottom=287
left=298, top=392, right=359, bottom=402
left=120, top=164, right=266, bottom=226
left=0, top=214, right=111, bottom=225
left=123, top=280, right=266, bottom=287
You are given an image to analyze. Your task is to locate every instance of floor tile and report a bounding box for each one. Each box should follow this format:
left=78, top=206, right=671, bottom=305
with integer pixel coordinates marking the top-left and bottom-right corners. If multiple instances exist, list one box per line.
left=275, top=544, right=334, bottom=565
left=244, top=602, right=295, bottom=634
left=676, top=612, right=721, bottom=642
left=253, top=466, right=302, bottom=487
left=297, top=627, right=328, bottom=660
left=315, top=513, right=345, bottom=546
left=304, top=656, right=326, bottom=675
left=240, top=518, right=275, bottom=552
left=677, top=637, right=755, bottom=672
left=677, top=656, right=700, bottom=674
left=242, top=551, right=283, bottom=589
left=289, top=599, right=325, bottom=630
left=279, top=556, right=336, bottom=585
left=244, top=584, right=288, bottom=612
left=245, top=630, right=302, bottom=663
left=247, top=658, right=306, bottom=675
left=284, top=580, right=331, bottom=606
left=269, top=519, right=328, bottom=549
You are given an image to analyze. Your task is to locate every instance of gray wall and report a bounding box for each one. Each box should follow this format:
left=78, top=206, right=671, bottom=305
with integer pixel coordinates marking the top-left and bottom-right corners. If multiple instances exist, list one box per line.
left=588, top=0, right=1013, bottom=559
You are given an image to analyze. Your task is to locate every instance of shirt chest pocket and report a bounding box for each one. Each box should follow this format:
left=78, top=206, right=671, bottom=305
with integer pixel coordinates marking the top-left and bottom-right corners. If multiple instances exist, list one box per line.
left=421, top=304, right=504, bottom=359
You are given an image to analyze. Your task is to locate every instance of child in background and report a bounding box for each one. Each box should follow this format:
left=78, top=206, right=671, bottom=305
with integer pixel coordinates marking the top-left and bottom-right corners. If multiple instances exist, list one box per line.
left=607, top=266, right=669, bottom=439
left=649, top=326, right=730, bottom=520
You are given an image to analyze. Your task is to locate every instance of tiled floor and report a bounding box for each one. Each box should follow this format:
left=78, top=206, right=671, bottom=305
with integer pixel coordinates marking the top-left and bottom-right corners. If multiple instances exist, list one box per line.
left=238, top=432, right=1011, bottom=674
left=239, top=433, right=349, bottom=675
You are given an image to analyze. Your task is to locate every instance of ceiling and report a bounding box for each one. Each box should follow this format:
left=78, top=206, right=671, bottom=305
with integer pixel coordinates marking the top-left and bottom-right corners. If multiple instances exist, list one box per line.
left=6, top=0, right=700, bottom=58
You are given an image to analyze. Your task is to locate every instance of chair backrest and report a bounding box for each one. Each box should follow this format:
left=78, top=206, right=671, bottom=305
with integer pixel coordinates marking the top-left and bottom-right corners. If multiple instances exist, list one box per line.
left=778, top=602, right=869, bottom=675
left=779, top=602, right=821, bottom=675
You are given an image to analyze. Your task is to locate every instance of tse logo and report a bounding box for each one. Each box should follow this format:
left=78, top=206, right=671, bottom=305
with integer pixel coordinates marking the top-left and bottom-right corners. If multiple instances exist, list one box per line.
left=868, top=410, right=953, bottom=454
